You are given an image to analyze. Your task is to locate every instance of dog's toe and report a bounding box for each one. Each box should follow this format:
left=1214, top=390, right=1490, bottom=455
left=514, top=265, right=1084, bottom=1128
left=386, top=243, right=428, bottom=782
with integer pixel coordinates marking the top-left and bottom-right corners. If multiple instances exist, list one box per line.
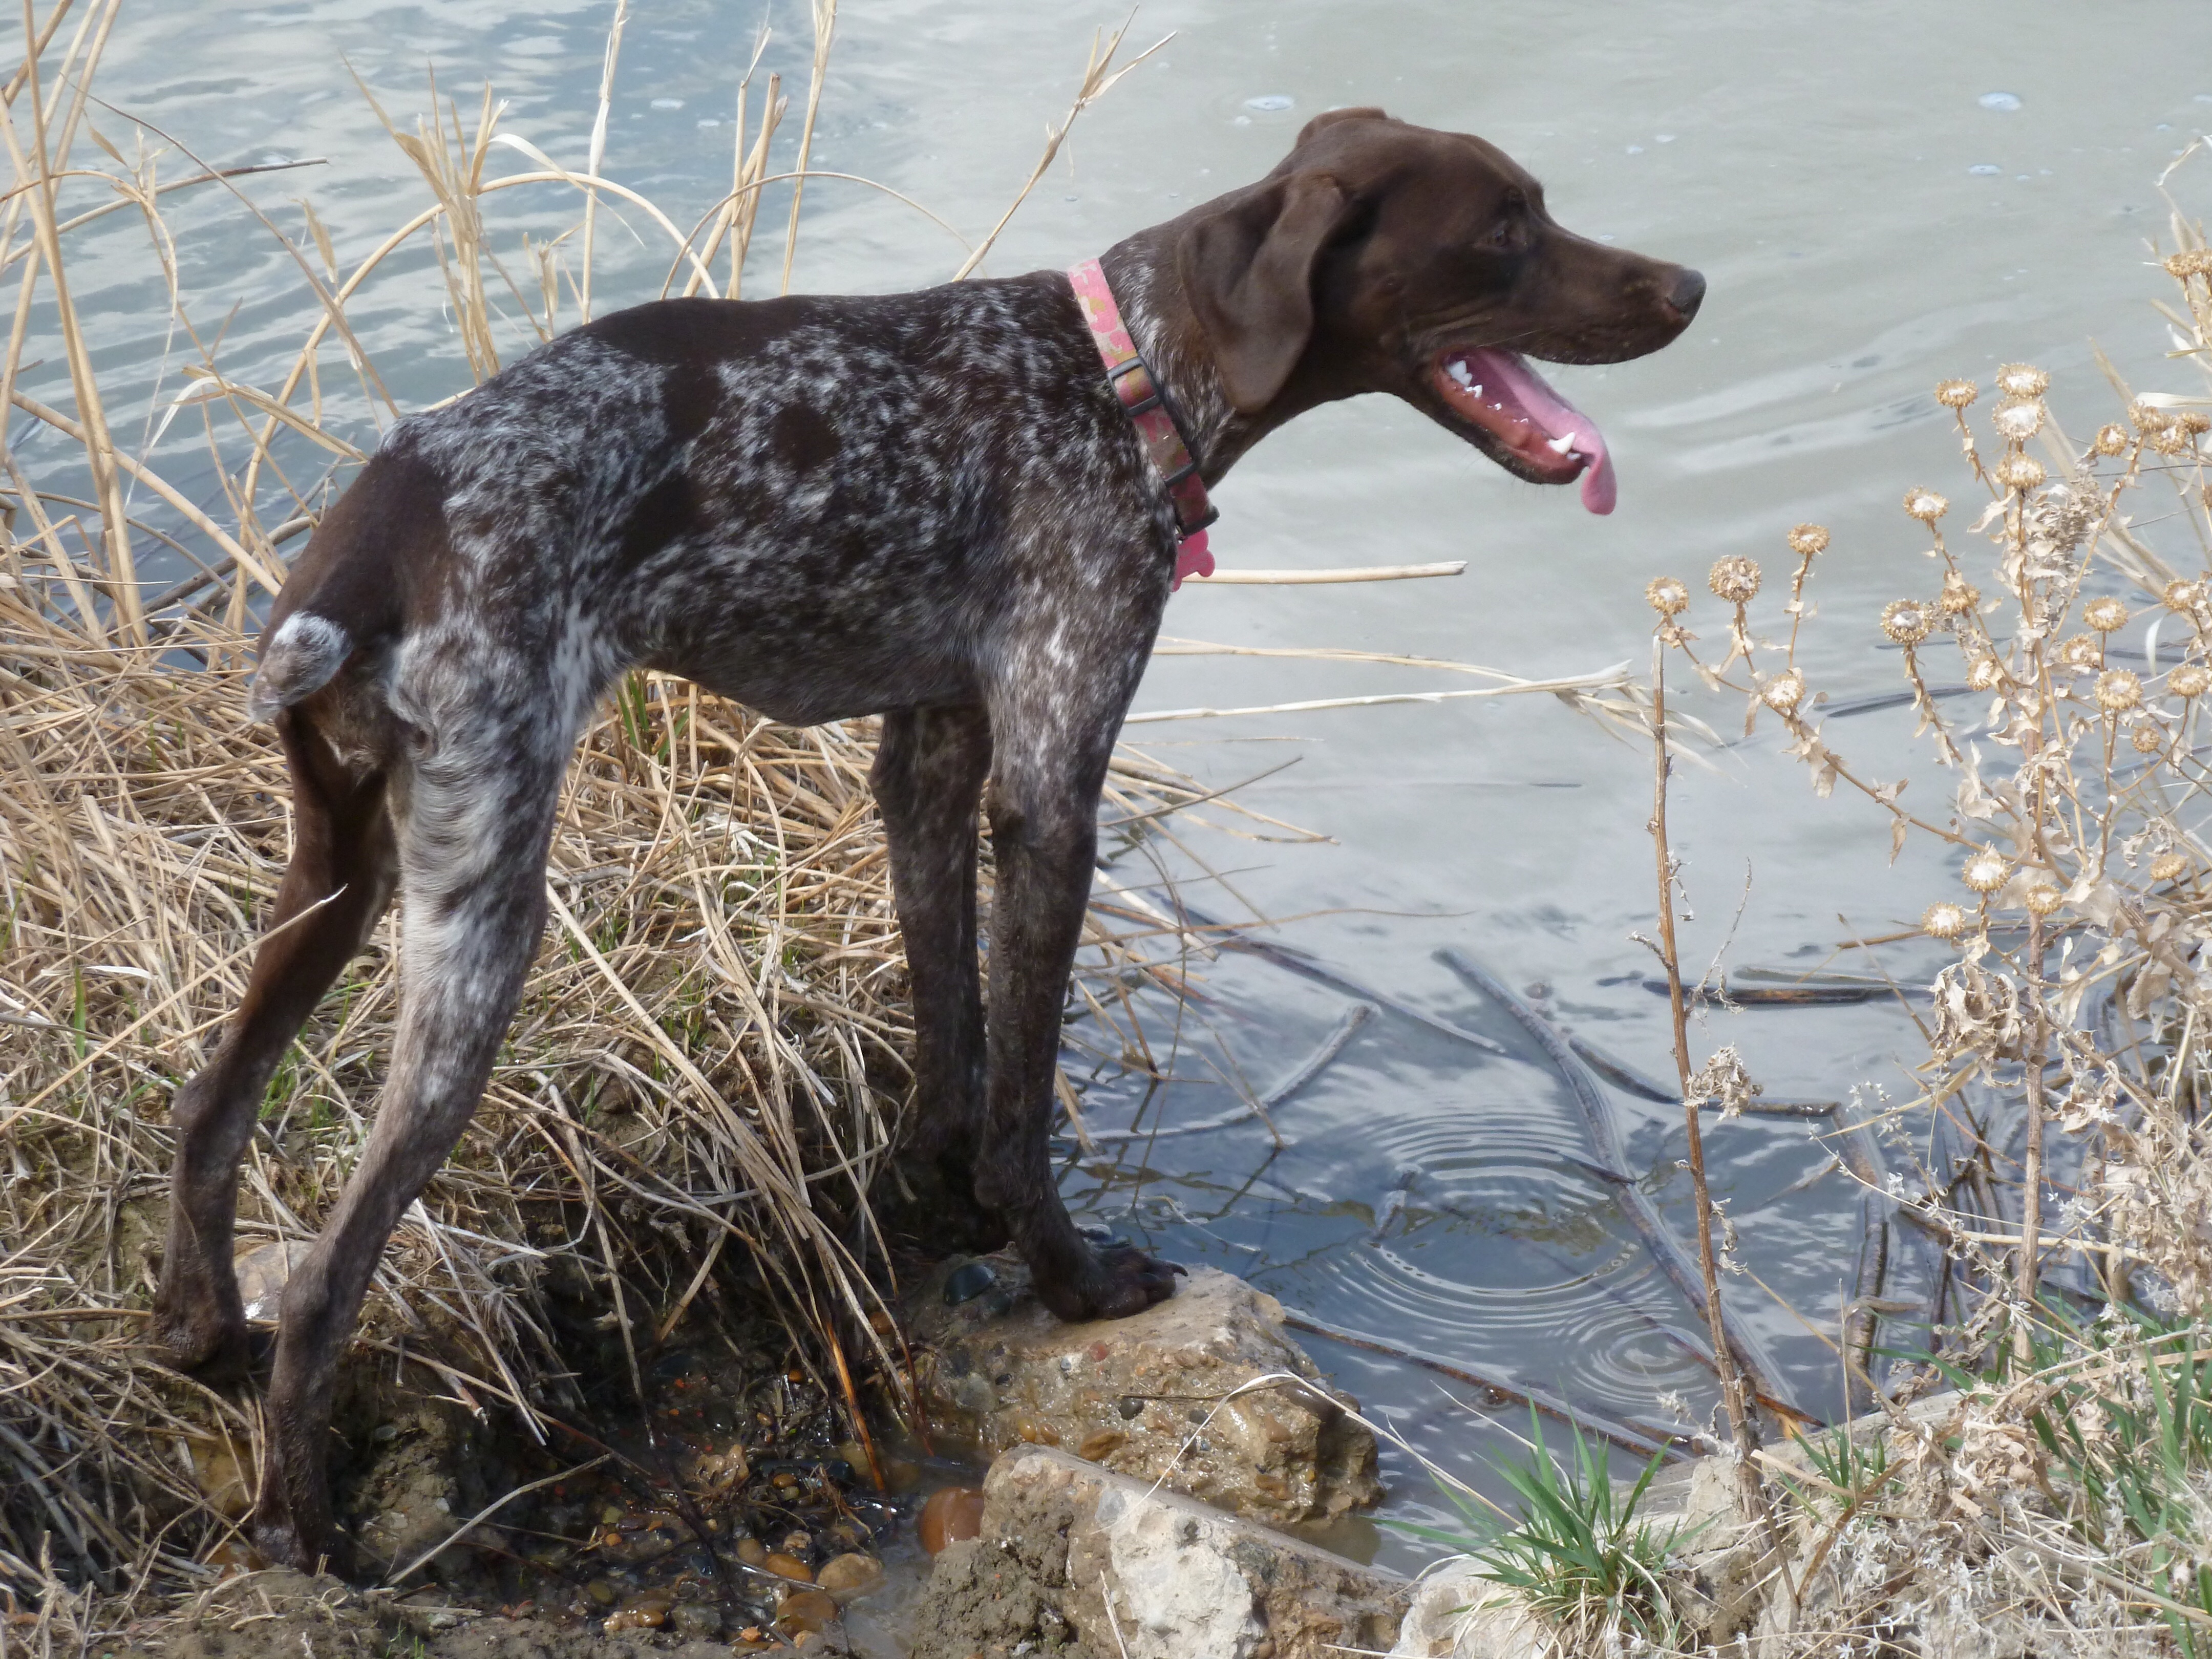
left=1036, top=1243, right=1184, bottom=1322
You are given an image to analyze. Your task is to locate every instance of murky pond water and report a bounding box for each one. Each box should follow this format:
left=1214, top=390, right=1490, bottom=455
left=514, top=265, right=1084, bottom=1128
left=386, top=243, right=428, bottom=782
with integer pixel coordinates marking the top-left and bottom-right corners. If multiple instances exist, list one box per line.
left=34, top=0, right=2212, bottom=1579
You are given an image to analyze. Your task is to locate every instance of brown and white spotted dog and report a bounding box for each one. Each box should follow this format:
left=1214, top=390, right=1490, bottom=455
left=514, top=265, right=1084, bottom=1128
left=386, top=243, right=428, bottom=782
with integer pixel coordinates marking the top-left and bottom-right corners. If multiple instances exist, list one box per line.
left=154, top=107, right=1702, bottom=1569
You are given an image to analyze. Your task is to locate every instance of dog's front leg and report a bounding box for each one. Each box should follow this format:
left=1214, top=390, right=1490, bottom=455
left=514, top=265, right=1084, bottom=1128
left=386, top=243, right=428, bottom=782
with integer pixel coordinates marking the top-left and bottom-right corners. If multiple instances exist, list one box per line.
left=973, top=719, right=1180, bottom=1322
left=871, top=704, right=1004, bottom=1246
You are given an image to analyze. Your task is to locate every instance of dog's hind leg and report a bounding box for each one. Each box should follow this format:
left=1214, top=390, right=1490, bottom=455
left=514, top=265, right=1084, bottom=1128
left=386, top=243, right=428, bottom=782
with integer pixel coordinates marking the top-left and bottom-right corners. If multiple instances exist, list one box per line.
left=870, top=704, right=1001, bottom=1241
left=249, top=741, right=565, bottom=1573
left=155, top=709, right=396, bottom=1380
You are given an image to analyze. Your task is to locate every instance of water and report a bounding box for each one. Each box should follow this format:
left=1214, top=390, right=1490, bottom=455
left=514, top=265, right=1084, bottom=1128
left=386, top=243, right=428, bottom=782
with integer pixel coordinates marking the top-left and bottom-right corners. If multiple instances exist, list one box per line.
left=31, top=0, right=2212, bottom=1573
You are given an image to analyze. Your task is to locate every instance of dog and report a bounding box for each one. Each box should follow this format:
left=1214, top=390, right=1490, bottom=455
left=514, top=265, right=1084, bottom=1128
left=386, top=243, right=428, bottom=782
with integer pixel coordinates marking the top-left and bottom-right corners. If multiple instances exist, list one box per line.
left=153, top=107, right=1701, bottom=1570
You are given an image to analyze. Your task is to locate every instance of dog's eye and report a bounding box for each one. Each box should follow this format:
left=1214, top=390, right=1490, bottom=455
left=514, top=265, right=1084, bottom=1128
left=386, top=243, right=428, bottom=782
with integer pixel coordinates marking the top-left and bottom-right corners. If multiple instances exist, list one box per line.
left=1483, top=190, right=1529, bottom=251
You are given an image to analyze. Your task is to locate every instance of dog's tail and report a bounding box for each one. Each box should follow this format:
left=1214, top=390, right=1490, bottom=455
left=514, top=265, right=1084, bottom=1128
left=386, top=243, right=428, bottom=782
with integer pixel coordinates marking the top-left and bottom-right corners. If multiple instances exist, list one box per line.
left=246, top=610, right=358, bottom=721
left=244, top=454, right=425, bottom=724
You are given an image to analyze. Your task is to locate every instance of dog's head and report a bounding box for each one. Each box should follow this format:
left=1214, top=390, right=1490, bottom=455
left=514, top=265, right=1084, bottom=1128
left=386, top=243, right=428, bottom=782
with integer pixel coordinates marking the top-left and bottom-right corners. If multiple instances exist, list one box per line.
left=1176, top=109, right=1703, bottom=514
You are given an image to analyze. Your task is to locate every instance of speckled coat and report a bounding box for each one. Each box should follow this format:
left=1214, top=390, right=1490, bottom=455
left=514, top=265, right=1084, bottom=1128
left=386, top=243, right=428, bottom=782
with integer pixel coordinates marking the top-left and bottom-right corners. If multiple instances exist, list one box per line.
left=152, top=106, right=1703, bottom=1571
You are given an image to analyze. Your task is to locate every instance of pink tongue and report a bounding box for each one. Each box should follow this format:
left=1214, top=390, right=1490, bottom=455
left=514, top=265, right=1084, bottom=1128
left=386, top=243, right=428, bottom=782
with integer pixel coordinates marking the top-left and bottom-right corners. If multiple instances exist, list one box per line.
left=1466, top=350, right=1617, bottom=516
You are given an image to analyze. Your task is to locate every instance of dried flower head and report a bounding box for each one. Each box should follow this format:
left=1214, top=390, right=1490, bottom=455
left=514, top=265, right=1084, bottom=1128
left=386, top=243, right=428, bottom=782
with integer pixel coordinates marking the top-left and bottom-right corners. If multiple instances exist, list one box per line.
left=2179, top=411, right=2212, bottom=436
left=2093, top=423, right=2131, bottom=456
left=1787, top=523, right=1830, bottom=557
left=1966, top=654, right=2006, bottom=690
left=2152, top=852, right=2190, bottom=883
left=1880, top=599, right=1933, bottom=645
left=1708, top=555, right=1761, bottom=604
left=1922, top=902, right=1969, bottom=941
left=1934, top=378, right=1979, bottom=409
left=2056, top=634, right=2102, bottom=670
left=1938, top=573, right=1981, bottom=614
left=1760, top=668, right=1806, bottom=714
left=1903, top=488, right=1949, bottom=523
left=2095, top=668, right=2143, bottom=711
left=2150, top=425, right=2192, bottom=456
left=1646, top=576, right=1690, bottom=616
left=2133, top=722, right=2168, bottom=754
left=2165, top=248, right=2212, bottom=279
left=1994, top=364, right=2049, bottom=399
left=2171, top=663, right=2212, bottom=698
left=2082, top=595, right=2131, bottom=633
left=1962, top=849, right=2011, bottom=894
left=2164, top=580, right=2202, bottom=612
left=2132, top=401, right=2171, bottom=433
left=1992, top=398, right=2046, bottom=442
left=1992, top=452, right=2047, bottom=492
left=2025, top=883, right=2063, bottom=917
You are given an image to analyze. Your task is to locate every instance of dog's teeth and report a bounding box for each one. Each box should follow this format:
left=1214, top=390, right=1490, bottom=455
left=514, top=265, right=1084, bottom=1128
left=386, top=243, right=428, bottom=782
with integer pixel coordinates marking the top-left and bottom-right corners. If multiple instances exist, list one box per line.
left=1445, top=360, right=1473, bottom=387
left=1547, top=432, right=1577, bottom=455
left=1470, top=385, right=1482, bottom=397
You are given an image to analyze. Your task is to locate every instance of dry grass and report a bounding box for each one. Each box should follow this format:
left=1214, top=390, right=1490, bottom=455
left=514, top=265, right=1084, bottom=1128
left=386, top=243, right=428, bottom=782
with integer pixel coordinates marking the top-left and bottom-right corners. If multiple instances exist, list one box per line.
left=0, top=0, right=1259, bottom=1621
left=1570, top=143, right=2212, bottom=1657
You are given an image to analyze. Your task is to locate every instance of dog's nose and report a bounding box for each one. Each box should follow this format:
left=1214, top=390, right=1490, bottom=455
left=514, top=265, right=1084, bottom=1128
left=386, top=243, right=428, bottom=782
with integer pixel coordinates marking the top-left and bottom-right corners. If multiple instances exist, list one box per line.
left=1664, top=268, right=1706, bottom=324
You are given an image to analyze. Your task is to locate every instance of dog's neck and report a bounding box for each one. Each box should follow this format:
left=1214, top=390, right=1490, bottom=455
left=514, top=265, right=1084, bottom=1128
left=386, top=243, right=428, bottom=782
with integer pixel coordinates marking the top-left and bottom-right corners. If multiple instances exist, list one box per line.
left=1098, top=235, right=1263, bottom=484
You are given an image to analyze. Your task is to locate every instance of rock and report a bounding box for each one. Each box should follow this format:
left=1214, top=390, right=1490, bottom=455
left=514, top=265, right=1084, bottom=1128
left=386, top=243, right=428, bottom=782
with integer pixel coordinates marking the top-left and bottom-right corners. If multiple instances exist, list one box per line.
left=911, top=1444, right=1407, bottom=1659
left=233, top=1239, right=312, bottom=1322
left=1387, top=1577, right=1547, bottom=1658
left=184, top=1433, right=252, bottom=1519
left=765, top=1550, right=814, bottom=1581
left=918, top=1485, right=986, bottom=1554
left=669, top=1602, right=722, bottom=1637
left=815, top=1551, right=884, bottom=1602
left=909, top=1259, right=1381, bottom=1525
left=777, top=1587, right=838, bottom=1634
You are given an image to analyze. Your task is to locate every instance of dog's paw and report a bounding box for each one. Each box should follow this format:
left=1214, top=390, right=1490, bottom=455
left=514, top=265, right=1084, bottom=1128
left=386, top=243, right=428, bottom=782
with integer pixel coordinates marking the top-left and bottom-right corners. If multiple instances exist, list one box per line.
left=248, top=1504, right=353, bottom=1581
left=1032, top=1242, right=1184, bottom=1323
left=150, top=1307, right=253, bottom=1385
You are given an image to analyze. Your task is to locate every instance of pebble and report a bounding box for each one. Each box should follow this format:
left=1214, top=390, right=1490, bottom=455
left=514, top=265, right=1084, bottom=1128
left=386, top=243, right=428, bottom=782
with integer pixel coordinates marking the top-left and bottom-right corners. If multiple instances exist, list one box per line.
left=736, top=1536, right=769, bottom=1568
left=776, top=1587, right=837, bottom=1634
left=918, top=1485, right=986, bottom=1554
left=943, top=1260, right=996, bottom=1305
left=585, top=1579, right=616, bottom=1606
left=1077, top=1429, right=1125, bottom=1462
left=671, top=1603, right=721, bottom=1637
left=764, top=1551, right=813, bottom=1582
left=815, top=1552, right=883, bottom=1602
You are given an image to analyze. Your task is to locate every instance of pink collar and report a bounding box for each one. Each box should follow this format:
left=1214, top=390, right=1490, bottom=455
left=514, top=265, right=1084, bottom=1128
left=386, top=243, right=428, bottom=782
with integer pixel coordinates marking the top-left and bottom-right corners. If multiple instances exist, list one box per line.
left=1067, top=258, right=1216, bottom=588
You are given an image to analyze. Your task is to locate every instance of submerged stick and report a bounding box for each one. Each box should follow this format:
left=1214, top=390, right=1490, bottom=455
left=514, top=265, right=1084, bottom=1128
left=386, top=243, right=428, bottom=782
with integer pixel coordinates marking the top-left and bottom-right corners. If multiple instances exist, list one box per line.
left=1558, top=1027, right=1841, bottom=1116
left=1435, top=947, right=1797, bottom=1415
left=1078, top=1001, right=1373, bottom=1144
left=1173, top=906, right=1506, bottom=1057
left=1279, top=1306, right=1681, bottom=1462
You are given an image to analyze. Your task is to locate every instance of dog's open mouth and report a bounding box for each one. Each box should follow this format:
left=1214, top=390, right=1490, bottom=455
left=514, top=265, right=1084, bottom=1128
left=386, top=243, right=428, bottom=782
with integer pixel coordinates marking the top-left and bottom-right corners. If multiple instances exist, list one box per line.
left=1431, top=348, right=1617, bottom=516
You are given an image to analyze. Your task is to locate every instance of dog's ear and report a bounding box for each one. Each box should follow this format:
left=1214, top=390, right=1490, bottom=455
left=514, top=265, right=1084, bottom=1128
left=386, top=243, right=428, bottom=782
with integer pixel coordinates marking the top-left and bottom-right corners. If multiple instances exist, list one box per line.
left=1178, top=171, right=1353, bottom=414
left=1293, top=107, right=1390, bottom=148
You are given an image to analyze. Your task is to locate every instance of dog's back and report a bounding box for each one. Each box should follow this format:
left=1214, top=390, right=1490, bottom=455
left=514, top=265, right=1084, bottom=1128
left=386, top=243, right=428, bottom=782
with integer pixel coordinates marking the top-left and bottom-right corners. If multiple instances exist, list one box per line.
left=249, top=283, right=1160, bottom=751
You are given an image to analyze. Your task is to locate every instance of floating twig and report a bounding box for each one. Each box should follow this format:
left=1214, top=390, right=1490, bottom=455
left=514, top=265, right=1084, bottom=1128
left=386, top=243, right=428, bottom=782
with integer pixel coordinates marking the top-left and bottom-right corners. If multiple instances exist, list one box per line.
left=1188, top=561, right=1466, bottom=584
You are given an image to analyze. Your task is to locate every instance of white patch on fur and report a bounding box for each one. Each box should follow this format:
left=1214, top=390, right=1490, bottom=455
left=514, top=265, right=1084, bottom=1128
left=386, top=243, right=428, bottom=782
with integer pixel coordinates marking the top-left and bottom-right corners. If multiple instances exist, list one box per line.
left=247, top=612, right=353, bottom=721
